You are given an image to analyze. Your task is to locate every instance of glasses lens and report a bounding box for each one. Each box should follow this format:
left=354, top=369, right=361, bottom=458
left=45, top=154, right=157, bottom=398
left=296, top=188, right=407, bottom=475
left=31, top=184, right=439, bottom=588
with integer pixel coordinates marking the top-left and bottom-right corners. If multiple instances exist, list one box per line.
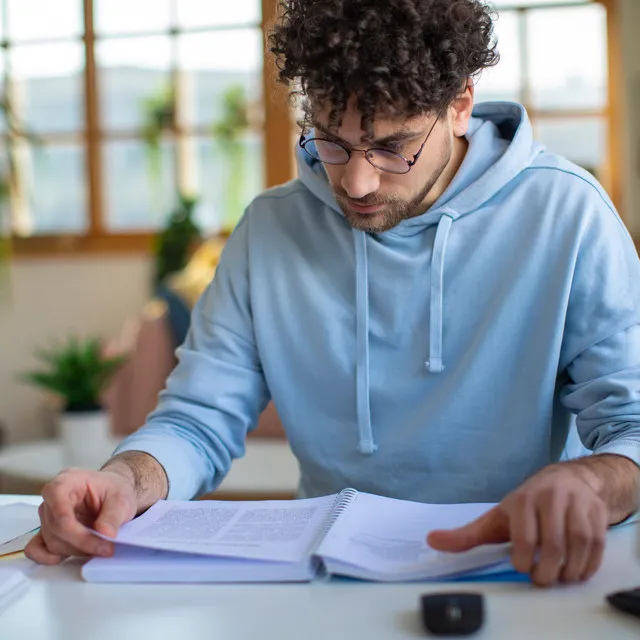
left=367, top=149, right=410, bottom=174
left=305, top=138, right=350, bottom=165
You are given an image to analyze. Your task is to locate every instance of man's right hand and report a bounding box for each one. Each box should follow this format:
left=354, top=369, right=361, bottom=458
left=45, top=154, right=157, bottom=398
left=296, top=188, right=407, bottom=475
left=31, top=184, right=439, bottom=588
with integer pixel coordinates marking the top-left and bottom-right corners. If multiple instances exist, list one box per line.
left=25, top=467, right=138, bottom=565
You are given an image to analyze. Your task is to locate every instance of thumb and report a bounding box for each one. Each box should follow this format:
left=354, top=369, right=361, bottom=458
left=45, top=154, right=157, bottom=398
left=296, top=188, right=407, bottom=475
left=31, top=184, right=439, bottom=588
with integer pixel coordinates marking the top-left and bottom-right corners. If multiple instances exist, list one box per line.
left=93, top=493, right=135, bottom=539
left=427, top=507, right=510, bottom=553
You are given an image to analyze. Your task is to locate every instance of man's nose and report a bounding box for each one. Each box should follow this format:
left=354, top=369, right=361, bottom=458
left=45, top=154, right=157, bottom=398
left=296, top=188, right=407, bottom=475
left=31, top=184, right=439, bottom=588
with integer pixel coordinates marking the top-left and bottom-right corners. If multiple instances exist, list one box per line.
left=340, top=153, right=381, bottom=200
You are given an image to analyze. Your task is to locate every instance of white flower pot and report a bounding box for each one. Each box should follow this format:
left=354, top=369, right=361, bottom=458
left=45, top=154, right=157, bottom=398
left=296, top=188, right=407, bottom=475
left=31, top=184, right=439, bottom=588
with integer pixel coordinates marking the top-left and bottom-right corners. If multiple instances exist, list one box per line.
left=58, top=410, right=113, bottom=469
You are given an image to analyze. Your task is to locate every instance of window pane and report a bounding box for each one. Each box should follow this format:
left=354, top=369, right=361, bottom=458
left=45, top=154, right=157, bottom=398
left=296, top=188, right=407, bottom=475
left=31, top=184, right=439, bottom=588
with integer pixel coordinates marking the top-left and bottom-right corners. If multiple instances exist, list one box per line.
left=527, top=5, right=607, bottom=111
left=535, top=118, right=606, bottom=175
left=23, top=143, right=87, bottom=234
left=177, top=1, right=261, bottom=29
left=191, top=134, right=264, bottom=233
left=98, top=36, right=172, bottom=131
left=103, top=139, right=177, bottom=230
left=8, top=42, right=84, bottom=133
left=6, top=0, right=82, bottom=41
left=474, top=11, right=521, bottom=103
left=95, top=0, right=171, bottom=35
left=178, top=30, right=262, bottom=129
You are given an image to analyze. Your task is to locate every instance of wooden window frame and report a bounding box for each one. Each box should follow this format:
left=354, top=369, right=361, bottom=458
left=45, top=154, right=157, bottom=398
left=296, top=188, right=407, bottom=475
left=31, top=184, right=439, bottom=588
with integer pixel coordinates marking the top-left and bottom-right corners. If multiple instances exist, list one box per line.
left=9, top=0, right=294, bottom=258
left=488, top=0, right=624, bottom=217
left=8, top=0, right=624, bottom=257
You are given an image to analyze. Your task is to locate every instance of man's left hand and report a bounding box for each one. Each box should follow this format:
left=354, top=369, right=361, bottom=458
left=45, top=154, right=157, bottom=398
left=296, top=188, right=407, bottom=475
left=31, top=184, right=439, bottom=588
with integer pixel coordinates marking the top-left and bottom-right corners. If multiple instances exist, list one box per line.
left=427, top=463, right=610, bottom=587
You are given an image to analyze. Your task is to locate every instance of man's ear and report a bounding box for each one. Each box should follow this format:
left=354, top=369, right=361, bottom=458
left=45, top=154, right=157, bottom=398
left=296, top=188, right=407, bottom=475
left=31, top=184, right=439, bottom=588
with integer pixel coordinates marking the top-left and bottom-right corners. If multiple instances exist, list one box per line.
left=450, top=80, right=475, bottom=138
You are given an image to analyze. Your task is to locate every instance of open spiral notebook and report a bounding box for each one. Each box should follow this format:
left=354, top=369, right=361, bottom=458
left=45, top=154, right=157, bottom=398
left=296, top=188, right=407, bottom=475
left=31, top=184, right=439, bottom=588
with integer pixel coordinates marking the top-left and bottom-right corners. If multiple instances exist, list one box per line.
left=82, top=490, right=517, bottom=583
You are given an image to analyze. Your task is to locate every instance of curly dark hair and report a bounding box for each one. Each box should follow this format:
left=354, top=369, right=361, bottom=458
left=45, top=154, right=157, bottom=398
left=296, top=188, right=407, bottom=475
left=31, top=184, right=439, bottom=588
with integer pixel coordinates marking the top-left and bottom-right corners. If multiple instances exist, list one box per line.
left=269, top=0, right=499, bottom=132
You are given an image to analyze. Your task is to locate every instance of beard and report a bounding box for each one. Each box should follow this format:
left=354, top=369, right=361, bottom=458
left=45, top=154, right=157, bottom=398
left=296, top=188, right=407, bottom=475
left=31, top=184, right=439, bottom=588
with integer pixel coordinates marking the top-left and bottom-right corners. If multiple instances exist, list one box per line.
left=333, top=137, right=453, bottom=234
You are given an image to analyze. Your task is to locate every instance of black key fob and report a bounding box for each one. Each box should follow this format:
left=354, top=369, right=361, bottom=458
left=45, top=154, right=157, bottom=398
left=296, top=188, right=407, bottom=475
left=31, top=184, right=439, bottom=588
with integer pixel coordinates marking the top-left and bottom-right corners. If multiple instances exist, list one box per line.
left=606, top=586, right=640, bottom=620
left=420, top=592, right=484, bottom=636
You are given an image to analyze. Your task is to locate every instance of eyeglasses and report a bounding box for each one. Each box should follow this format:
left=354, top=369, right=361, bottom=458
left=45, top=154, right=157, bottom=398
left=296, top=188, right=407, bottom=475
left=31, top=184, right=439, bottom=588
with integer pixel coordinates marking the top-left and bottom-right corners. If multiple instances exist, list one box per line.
left=299, top=117, right=439, bottom=175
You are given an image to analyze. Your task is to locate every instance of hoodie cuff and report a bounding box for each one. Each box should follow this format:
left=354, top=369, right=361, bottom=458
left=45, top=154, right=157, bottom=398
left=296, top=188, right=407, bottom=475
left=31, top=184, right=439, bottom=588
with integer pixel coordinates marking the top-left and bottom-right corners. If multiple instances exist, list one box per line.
left=593, top=438, right=640, bottom=468
left=113, top=433, right=210, bottom=501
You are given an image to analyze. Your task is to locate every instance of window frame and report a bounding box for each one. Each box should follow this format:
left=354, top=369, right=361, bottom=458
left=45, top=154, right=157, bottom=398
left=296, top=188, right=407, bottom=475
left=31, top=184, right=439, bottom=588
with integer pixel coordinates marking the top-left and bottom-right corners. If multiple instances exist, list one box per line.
left=8, top=0, right=293, bottom=257
left=7, top=0, right=624, bottom=257
left=485, top=0, right=623, bottom=217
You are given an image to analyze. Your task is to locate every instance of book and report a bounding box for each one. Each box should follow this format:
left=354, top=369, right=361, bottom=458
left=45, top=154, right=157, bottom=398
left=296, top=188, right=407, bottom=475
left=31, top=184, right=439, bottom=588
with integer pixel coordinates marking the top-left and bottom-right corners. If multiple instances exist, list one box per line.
left=0, top=530, right=39, bottom=560
left=82, top=489, right=513, bottom=584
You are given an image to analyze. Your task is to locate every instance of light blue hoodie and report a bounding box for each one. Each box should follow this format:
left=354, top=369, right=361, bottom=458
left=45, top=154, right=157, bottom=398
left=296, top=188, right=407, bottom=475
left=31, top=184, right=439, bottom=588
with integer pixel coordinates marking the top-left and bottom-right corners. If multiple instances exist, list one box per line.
left=115, top=102, right=640, bottom=502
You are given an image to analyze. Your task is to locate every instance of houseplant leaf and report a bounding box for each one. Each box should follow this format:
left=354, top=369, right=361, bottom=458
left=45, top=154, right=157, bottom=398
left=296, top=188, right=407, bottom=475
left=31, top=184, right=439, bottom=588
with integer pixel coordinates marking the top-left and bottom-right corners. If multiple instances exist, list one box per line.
left=19, top=335, right=126, bottom=412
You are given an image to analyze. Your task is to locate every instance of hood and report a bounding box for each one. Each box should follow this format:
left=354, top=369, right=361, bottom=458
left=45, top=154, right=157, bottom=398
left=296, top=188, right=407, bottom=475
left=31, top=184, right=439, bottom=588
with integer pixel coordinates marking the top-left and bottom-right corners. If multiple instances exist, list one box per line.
left=296, top=102, right=545, bottom=455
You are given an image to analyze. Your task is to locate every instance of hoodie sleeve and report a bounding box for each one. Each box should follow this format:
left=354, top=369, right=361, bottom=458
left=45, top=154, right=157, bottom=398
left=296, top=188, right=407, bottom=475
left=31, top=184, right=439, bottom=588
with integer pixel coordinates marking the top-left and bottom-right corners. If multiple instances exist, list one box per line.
left=112, top=214, right=270, bottom=499
left=558, top=191, right=640, bottom=471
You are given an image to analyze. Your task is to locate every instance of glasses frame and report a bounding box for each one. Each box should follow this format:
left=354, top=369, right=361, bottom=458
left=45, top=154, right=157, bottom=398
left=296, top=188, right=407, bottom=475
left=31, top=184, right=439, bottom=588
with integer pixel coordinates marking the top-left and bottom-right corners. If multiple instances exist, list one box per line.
left=299, top=116, right=439, bottom=175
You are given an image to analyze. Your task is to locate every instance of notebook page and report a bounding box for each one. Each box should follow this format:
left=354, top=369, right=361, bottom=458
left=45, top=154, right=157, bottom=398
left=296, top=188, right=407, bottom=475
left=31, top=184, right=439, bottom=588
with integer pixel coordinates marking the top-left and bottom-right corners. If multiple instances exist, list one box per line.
left=316, top=492, right=510, bottom=580
left=0, top=531, right=38, bottom=558
left=0, top=504, right=40, bottom=545
left=106, top=494, right=337, bottom=563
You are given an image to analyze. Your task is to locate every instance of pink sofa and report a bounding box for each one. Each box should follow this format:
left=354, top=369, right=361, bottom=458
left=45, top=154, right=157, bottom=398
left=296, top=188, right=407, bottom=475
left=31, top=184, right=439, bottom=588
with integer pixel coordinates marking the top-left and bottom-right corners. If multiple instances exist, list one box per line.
left=102, top=299, right=286, bottom=440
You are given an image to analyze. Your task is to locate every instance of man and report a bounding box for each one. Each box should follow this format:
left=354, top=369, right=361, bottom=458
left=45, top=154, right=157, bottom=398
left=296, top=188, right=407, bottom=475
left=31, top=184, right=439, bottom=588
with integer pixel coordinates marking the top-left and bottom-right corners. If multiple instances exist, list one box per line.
left=28, top=0, right=639, bottom=587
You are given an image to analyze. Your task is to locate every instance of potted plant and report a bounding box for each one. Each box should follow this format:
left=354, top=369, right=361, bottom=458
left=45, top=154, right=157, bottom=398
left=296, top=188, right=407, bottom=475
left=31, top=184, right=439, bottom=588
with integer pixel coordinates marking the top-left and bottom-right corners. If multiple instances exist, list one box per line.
left=20, top=336, right=125, bottom=466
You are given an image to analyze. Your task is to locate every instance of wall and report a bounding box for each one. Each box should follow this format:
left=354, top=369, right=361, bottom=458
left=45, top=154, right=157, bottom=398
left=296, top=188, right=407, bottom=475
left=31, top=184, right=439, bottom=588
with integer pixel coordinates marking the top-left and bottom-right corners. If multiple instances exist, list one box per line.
left=620, top=0, right=640, bottom=232
left=0, top=257, right=152, bottom=443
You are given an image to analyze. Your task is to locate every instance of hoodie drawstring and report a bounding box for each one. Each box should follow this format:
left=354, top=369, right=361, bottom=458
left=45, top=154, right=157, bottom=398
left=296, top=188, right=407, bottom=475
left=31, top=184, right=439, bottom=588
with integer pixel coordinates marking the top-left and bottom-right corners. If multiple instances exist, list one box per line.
left=426, top=213, right=454, bottom=373
left=353, top=228, right=377, bottom=455
left=353, top=214, right=454, bottom=455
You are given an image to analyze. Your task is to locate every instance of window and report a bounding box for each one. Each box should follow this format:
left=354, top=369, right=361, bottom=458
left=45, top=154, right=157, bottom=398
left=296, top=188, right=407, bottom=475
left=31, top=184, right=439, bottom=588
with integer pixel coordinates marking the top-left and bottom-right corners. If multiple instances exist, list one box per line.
left=475, top=1, right=615, bottom=198
left=2, top=0, right=294, bottom=255
left=1, top=1, right=620, bottom=255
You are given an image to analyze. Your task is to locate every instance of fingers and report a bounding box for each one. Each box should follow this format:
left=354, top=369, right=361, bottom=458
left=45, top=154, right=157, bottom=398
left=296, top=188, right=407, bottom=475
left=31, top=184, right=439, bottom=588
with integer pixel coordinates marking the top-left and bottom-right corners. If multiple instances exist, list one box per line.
left=93, top=486, right=136, bottom=539
left=579, top=503, right=607, bottom=582
left=531, top=494, right=567, bottom=587
left=507, top=500, right=608, bottom=587
left=559, top=497, right=592, bottom=583
left=24, top=531, right=65, bottom=566
left=428, top=507, right=509, bottom=552
left=39, top=505, right=113, bottom=559
left=509, top=494, right=537, bottom=575
left=41, top=480, right=113, bottom=558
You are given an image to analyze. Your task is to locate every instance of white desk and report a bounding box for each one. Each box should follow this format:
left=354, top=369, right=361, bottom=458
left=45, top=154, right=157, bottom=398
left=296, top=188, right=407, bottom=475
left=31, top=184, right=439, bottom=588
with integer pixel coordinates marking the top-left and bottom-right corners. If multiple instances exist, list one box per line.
left=0, top=439, right=300, bottom=499
left=0, top=495, right=639, bottom=639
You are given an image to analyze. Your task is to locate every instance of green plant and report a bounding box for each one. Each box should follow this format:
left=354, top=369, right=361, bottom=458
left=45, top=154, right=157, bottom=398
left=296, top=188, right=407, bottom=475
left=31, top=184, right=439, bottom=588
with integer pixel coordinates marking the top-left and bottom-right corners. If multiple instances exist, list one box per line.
left=20, top=336, right=125, bottom=413
left=211, top=85, right=250, bottom=231
left=141, top=84, right=175, bottom=185
left=212, top=85, right=249, bottom=142
left=154, top=192, right=202, bottom=286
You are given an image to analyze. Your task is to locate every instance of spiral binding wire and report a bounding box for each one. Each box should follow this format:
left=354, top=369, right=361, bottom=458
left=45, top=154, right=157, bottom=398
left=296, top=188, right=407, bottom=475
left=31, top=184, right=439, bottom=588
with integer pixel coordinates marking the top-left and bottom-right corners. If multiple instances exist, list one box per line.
left=309, top=488, right=359, bottom=581
left=311, top=488, right=359, bottom=557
